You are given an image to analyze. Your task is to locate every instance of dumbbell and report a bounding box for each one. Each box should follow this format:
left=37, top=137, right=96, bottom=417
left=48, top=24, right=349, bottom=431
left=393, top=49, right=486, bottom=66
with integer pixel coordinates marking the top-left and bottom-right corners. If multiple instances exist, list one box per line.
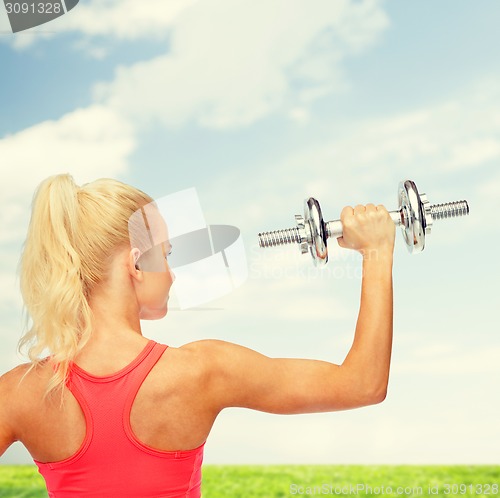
left=257, top=180, right=469, bottom=266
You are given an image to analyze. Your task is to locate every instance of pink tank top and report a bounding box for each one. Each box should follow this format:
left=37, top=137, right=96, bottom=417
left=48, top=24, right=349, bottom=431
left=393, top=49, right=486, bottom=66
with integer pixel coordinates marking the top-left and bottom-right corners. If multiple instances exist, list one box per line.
left=34, top=340, right=205, bottom=498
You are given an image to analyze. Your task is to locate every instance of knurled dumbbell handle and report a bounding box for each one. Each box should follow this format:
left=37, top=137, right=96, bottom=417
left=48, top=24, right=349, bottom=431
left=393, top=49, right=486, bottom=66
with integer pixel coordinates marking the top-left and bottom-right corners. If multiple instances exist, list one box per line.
left=326, top=211, right=402, bottom=239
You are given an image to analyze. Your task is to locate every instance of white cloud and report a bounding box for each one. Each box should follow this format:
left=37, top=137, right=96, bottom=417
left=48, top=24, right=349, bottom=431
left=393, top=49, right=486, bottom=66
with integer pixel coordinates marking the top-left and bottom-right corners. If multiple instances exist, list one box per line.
left=3, top=1, right=390, bottom=131
left=92, top=0, right=388, bottom=129
left=62, top=0, right=198, bottom=40
left=2, top=0, right=389, bottom=75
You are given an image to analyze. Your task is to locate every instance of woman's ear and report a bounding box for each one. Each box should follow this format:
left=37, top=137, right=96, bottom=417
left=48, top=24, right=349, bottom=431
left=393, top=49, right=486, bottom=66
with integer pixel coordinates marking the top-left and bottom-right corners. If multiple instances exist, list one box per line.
left=129, top=248, right=142, bottom=274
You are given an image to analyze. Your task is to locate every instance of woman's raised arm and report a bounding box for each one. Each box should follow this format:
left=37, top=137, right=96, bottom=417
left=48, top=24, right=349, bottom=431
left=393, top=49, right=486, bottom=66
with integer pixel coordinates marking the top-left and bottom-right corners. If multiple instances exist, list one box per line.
left=184, top=204, right=395, bottom=415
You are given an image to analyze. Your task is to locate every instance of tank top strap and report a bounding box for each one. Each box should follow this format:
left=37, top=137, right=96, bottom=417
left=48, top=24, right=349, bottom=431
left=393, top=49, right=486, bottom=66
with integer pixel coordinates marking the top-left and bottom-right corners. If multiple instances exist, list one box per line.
left=121, top=341, right=168, bottom=416
left=69, top=340, right=168, bottom=384
left=123, top=341, right=169, bottom=395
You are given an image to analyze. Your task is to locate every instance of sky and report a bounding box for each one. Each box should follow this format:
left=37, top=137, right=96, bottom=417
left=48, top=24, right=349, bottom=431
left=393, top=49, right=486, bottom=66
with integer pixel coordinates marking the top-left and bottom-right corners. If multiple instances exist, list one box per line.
left=0, top=0, right=499, bottom=466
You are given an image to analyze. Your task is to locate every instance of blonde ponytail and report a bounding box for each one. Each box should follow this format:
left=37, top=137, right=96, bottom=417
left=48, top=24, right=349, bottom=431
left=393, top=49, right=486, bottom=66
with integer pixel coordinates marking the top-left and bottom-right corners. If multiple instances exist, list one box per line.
left=18, top=174, right=153, bottom=396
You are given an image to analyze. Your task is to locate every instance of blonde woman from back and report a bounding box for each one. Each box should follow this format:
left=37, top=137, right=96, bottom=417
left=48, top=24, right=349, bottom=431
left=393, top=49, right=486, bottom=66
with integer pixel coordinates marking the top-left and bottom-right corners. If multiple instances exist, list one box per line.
left=0, top=174, right=395, bottom=498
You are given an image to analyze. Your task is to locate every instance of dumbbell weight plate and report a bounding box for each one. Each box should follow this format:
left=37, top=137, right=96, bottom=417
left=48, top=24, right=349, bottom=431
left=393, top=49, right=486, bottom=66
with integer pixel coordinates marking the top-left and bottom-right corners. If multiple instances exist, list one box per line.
left=398, top=180, right=426, bottom=254
left=304, top=197, right=328, bottom=266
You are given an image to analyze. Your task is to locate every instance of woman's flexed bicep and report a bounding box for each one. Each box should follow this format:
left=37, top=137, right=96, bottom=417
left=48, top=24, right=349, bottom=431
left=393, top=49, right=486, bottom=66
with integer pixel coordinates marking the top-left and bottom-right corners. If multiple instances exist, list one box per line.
left=188, top=340, right=385, bottom=415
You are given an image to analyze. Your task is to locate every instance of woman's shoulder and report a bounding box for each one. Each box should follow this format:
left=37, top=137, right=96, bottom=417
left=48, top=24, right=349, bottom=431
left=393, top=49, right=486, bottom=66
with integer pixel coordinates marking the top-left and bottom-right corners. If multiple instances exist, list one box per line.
left=168, top=339, right=256, bottom=378
left=0, top=364, right=31, bottom=420
left=171, top=339, right=236, bottom=367
left=0, top=361, right=52, bottom=399
left=151, top=339, right=232, bottom=383
left=177, top=338, right=236, bottom=355
left=1, top=363, right=31, bottom=387
left=177, top=339, right=261, bottom=362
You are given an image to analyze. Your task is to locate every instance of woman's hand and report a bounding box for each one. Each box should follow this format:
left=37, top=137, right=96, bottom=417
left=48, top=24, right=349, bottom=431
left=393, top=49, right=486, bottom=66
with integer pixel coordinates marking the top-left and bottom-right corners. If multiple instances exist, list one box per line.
left=337, top=204, right=395, bottom=258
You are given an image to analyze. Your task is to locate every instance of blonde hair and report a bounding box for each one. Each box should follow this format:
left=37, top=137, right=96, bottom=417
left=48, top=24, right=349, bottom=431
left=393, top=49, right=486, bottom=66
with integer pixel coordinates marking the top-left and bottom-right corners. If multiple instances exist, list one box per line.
left=18, top=174, right=153, bottom=396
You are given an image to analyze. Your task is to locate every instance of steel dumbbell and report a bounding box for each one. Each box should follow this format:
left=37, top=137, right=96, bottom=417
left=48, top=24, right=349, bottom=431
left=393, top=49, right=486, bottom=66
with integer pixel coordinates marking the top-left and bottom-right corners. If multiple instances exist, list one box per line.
left=257, top=180, right=469, bottom=266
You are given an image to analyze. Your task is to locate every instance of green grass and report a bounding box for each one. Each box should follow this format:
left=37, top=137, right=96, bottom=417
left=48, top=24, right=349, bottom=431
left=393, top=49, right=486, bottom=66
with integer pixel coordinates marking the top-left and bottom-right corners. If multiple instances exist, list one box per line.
left=0, top=465, right=498, bottom=497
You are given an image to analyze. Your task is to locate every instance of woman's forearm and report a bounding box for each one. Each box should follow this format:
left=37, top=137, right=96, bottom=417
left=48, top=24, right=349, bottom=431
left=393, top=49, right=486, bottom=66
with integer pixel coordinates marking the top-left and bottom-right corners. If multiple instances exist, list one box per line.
left=341, top=251, right=394, bottom=402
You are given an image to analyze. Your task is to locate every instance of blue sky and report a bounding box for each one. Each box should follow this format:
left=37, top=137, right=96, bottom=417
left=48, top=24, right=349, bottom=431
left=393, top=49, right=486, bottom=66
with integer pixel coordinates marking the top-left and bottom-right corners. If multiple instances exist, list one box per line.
left=0, top=0, right=499, bottom=465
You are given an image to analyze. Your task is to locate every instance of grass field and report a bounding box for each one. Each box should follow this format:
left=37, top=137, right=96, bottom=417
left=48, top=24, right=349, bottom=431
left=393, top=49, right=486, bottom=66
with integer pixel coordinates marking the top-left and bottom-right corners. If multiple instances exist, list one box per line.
left=0, top=465, right=498, bottom=497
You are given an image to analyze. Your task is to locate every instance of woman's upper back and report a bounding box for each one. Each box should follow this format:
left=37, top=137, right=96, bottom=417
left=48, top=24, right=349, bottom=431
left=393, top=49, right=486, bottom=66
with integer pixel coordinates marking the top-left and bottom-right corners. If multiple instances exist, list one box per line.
left=7, top=338, right=216, bottom=461
left=1, top=338, right=217, bottom=497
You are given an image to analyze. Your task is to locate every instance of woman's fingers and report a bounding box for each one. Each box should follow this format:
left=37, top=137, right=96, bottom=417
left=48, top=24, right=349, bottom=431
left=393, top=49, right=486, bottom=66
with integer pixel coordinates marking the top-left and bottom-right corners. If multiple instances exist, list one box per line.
left=337, top=203, right=395, bottom=254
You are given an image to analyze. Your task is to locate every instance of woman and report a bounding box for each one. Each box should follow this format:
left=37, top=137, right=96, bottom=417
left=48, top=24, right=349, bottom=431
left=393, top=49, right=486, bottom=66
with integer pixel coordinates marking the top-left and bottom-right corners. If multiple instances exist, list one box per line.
left=0, top=174, right=395, bottom=497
